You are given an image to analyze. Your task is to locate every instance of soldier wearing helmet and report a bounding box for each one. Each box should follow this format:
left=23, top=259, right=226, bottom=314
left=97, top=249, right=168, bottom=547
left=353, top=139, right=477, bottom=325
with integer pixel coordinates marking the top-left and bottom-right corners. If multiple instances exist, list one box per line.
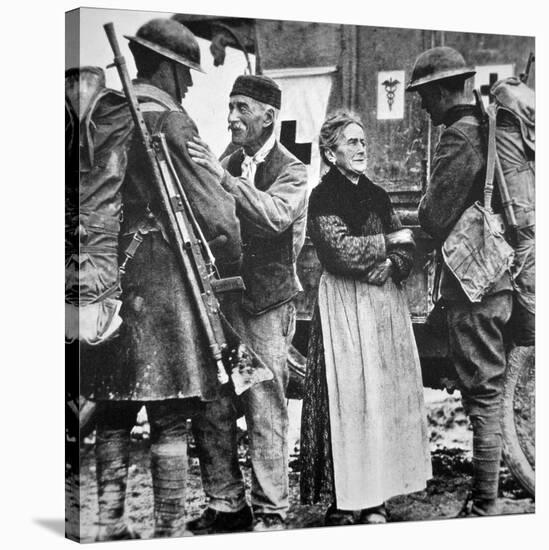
left=126, top=18, right=204, bottom=102
left=408, top=46, right=513, bottom=516
left=84, top=18, right=242, bottom=540
left=407, top=47, right=475, bottom=125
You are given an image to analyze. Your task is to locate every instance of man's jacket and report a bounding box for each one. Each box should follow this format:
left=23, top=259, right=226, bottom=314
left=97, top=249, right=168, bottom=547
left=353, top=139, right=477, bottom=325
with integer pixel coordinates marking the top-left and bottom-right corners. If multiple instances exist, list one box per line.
left=418, top=105, right=513, bottom=302
left=81, top=81, right=242, bottom=401
left=125, top=82, right=242, bottom=273
left=221, top=141, right=308, bottom=314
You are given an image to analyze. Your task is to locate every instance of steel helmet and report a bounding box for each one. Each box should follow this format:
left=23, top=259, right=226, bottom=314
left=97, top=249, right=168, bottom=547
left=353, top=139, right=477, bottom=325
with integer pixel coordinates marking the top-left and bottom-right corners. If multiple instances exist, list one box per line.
left=406, top=46, right=475, bottom=91
left=125, top=18, right=205, bottom=73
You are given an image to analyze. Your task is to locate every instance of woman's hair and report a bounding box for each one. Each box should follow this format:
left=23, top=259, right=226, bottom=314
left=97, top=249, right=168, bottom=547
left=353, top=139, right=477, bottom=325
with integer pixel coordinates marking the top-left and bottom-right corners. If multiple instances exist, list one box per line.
left=319, top=111, right=364, bottom=165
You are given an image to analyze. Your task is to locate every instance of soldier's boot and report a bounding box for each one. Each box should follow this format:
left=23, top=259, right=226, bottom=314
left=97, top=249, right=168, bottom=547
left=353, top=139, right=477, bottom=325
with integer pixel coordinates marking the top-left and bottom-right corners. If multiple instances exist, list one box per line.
left=470, top=414, right=503, bottom=516
left=95, top=427, right=139, bottom=541
left=150, top=442, right=191, bottom=538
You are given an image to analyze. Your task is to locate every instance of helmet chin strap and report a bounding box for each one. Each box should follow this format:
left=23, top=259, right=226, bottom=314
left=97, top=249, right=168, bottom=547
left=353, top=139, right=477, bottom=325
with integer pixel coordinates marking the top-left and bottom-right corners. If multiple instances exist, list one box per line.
left=172, top=62, right=182, bottom=103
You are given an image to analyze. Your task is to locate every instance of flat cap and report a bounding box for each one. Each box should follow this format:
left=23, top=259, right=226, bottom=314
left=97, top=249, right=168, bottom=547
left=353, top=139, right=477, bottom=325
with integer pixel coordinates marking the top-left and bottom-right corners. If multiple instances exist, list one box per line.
left=230, top=74, right=281, bottom=109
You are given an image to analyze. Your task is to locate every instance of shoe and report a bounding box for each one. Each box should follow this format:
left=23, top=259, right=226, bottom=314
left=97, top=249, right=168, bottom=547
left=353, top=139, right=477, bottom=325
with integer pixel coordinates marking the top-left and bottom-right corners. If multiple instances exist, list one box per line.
left=252, top=514, right=286, bottom=532
left=324, top=503, right=355, bottom=526
left=186, top=505, right=253, bottom=534
left=153, top=528, right=194, bottom=539
left=456, top=495, right=500, bottom=518
left=357, top=504, right=387, bottom=524
left=471, top=499, right=500, bottom=516
left=96, top=524, right=140, bottom=541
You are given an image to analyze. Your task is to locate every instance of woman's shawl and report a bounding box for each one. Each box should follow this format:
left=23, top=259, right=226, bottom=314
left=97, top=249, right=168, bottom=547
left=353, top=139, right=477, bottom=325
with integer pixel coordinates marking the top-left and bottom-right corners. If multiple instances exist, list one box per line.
left=307, top=167, right=414, bottom=283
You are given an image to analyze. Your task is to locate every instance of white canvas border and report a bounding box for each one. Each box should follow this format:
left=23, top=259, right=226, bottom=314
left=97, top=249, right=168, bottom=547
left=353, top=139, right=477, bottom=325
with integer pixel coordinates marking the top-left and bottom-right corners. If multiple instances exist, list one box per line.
left=3, top=0, right=545, bottom=548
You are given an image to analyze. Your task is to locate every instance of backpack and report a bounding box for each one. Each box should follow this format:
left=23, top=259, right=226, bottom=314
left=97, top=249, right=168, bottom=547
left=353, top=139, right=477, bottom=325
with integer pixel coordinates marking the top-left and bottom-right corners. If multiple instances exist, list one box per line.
left=65, top=69, right=134, bottom=345
left=488, top=76, right=535, bottom=324
left=64, top=77, right=190, bottom=346
left=489, top=76, right=535, bottom=232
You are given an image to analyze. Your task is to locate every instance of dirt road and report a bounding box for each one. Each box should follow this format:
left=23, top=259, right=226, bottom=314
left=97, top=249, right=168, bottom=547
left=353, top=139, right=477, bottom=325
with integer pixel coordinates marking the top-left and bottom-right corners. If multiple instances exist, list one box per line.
left=72, top=393, right=534, bottom=542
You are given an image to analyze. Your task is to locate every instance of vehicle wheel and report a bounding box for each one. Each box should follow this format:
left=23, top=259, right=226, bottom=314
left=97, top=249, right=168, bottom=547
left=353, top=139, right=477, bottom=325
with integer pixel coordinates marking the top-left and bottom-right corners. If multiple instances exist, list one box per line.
left=501, top=345, right=535, bottom=497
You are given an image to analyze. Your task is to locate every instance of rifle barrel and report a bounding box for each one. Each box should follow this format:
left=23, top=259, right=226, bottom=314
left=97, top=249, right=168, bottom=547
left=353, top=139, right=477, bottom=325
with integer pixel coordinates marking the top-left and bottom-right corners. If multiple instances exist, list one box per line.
left=521, top=52, right=535, bottom=83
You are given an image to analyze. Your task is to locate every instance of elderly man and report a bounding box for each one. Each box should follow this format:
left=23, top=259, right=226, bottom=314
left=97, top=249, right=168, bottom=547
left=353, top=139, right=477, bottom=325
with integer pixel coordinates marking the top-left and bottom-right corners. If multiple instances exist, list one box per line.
left=187, top=75, right=308, bottom=532
left=407, top=47, right=513, bottom=516
left=80, top=19, right=241, bottom=540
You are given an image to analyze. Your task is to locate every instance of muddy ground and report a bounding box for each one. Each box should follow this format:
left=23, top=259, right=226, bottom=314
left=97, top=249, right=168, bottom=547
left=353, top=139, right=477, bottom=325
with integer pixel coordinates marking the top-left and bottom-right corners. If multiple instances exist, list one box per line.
left=73, top=392, right=534, bottom=542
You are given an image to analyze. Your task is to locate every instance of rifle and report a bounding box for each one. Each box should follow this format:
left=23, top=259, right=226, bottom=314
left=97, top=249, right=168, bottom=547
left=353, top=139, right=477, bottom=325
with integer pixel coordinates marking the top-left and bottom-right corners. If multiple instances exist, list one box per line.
left=104, top=23, right=271, bottom=394
left=520, top=52, right=535, bottom=84
left=473, top=89, right=518, bottom=246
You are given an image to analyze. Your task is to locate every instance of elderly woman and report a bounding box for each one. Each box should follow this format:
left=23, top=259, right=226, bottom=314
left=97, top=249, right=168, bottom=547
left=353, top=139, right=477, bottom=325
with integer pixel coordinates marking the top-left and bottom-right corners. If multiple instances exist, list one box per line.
left=299, top=112, right=432, bottom=525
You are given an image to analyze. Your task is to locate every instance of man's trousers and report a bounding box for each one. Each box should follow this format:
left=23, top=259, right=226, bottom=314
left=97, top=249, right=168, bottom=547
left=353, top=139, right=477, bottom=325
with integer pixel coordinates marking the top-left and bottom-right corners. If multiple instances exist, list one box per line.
left=192, top=299, right=296, bottom=519
left=446, top=291, right=513, bottom=502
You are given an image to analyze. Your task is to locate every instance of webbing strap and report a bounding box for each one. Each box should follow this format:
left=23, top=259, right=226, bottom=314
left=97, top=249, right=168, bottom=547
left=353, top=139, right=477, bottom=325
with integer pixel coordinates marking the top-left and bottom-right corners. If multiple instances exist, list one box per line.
left=119, top=229, right=145, bottom=276
left=84, top=220, right=149, bottom=305
left=491, top=107, right=519, bottom=240
left=140, top=102, right=168, bottom=113
left=88, top=281, right=121, bottom=304
left=484, top=111, right=497, bottom=210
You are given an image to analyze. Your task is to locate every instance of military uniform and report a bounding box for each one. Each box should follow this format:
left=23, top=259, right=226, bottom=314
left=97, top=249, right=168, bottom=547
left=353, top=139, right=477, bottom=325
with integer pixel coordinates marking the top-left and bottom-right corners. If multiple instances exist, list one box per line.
left=80, top=19, right=241, bottom=540
left=409, top=47, right=514, bottom=513
left=418, top=105, right=513, bottom=505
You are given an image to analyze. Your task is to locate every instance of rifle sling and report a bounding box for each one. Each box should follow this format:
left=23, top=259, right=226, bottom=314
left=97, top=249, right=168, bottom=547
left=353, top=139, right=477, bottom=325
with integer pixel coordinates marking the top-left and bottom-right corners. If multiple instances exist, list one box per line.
left=484, top=111, right=497, bottom=210
left=487, top=107, right=519, bottom=234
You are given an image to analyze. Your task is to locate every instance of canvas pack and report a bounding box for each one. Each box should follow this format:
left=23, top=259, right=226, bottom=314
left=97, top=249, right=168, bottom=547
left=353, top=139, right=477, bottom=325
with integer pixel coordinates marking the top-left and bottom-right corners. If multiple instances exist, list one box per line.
left=65, top=6, right=535, bottom=543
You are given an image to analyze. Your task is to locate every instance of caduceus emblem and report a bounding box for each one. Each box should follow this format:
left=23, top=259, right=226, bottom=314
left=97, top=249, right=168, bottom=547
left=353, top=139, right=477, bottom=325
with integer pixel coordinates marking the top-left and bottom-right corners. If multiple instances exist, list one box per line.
left=382, top=77, right=400, bottom=111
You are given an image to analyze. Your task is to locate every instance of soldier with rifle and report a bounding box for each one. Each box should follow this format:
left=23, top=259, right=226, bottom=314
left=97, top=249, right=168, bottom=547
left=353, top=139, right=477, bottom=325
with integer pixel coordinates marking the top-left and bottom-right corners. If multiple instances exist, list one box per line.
left=81, top=18, right=244, bottom=540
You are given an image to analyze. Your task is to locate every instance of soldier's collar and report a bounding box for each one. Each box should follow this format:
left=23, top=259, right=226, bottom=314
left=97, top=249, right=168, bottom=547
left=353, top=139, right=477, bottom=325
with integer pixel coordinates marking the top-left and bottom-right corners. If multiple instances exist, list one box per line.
left=443, top=104, right=478, bottom=127
left=132, top=80, right=182, bottom=112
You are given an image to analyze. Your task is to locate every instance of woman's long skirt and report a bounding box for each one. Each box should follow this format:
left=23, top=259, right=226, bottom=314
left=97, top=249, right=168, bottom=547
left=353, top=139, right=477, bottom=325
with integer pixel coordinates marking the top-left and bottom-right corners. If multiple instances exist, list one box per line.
left=300, top=272, right=432, bottom=510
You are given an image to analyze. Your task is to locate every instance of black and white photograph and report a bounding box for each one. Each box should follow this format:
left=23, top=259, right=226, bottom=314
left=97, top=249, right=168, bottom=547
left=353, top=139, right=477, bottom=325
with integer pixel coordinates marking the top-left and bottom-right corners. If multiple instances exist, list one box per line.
left=63, top=2, right=539, bottom=543
left=7, top=1, right=546, bottom=548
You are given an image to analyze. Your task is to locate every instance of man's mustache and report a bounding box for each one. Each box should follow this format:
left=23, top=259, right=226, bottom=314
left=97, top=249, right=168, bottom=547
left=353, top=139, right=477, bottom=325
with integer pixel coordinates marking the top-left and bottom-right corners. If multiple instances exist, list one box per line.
left=228, top=123, right=245, bottom=132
